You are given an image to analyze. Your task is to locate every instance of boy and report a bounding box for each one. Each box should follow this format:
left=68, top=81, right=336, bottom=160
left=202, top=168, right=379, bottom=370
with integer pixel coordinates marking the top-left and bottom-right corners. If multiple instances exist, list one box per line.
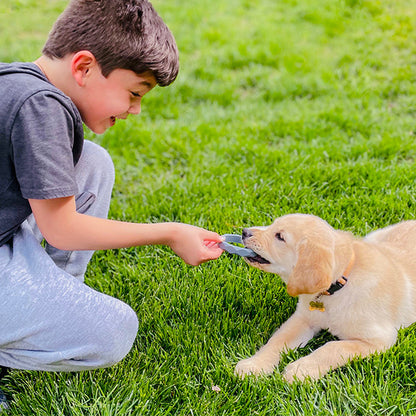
left=0, top=0, right=223, bottom=378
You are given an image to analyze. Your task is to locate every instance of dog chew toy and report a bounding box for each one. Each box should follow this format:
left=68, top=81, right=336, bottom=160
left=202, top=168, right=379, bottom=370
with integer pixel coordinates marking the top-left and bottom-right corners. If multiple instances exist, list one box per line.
left=219, top=234, right=256, bottom=257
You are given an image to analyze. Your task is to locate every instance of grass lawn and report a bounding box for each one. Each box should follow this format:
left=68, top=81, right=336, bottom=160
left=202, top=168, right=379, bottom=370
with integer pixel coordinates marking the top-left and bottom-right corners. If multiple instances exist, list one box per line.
left=1, top=0, right=416, bottom=414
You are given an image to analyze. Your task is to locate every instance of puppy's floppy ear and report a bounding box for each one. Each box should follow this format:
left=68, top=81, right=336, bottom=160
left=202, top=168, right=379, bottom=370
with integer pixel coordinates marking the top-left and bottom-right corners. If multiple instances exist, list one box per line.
left=286, top=237, right=334, bottom=297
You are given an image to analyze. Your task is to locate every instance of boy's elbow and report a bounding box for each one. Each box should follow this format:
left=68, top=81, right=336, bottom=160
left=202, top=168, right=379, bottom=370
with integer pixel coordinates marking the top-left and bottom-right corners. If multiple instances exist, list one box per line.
left=29, top=197, right=79, bottom=250
left=38, top=220, right=78, bottom=251
left=42, top=231, right=73, bottom=251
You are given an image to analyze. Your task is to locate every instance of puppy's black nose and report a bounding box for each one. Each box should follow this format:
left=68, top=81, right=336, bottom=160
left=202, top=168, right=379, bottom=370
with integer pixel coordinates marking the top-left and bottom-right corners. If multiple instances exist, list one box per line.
left=242, top=228, right=253, bottom=240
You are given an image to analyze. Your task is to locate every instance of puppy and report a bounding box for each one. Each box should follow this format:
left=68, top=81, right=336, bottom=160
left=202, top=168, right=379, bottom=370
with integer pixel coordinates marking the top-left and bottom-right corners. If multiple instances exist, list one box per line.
left=235, top=213, right=416, bottom=382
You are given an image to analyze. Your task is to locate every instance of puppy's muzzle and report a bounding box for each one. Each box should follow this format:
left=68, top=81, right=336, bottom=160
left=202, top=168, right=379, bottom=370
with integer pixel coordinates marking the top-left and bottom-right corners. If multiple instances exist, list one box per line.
left=242, top=229, right=271, bottom=264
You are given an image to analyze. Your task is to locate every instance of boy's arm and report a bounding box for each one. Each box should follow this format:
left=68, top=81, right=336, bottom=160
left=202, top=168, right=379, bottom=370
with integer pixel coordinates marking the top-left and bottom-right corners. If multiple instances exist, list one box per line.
left=29, top=196, right=223, bottom=266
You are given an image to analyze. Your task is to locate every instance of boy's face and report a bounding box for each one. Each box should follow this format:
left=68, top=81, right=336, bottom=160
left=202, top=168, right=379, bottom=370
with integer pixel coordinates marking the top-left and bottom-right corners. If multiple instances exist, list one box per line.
left=77, top=66, right=157, bottom=134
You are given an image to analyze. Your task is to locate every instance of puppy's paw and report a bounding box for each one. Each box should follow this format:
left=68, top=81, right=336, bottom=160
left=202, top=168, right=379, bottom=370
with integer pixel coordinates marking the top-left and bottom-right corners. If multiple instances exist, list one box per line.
left=283, top=358, right=323, bottom=383
left=235, top=357, right=276, bottom=379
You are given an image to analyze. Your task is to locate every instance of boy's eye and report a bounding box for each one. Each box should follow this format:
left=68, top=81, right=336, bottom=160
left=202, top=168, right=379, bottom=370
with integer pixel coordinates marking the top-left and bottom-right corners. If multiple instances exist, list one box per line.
left=131, top=91, right=141, bottom=98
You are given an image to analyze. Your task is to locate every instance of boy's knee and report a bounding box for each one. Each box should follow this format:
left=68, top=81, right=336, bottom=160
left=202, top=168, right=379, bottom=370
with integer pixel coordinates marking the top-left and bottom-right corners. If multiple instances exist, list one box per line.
left=93, top=304, right=139, bottom=367
left=82, top=141, right=115, bottom=184
left=94, top=143, right=114, bottom=179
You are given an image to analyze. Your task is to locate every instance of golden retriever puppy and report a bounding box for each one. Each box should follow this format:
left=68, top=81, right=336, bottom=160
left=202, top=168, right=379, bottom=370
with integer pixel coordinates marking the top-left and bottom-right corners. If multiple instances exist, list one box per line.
left=235, top=213, right=416, bottom=382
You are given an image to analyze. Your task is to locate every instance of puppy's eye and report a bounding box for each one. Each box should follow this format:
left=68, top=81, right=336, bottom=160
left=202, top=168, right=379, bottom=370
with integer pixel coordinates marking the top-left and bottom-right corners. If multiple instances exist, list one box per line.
left=275, top=232, right=285, bottom=242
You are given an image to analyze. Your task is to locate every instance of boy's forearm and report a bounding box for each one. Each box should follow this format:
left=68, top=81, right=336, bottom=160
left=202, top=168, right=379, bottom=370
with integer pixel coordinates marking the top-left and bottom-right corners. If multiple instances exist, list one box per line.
left=29, top=196, right=223, bottom=266
left=57, top=214, right=181, bottom=251
left=29, top=196, right=179, bottom=251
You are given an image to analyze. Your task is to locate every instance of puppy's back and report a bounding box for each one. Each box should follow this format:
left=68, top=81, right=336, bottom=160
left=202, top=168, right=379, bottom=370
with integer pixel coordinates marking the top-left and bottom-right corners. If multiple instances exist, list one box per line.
left=364, top=220, right=416, bottom=247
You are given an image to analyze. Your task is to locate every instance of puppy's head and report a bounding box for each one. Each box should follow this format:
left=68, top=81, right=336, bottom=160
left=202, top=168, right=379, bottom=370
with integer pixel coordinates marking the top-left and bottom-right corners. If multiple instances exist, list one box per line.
left=242, top=214, right=351, bottom=297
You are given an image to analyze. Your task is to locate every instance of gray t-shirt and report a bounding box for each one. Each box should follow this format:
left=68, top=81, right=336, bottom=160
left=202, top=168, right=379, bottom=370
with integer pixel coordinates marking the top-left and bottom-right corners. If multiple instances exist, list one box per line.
left=0, top=62, right=84, bottom=245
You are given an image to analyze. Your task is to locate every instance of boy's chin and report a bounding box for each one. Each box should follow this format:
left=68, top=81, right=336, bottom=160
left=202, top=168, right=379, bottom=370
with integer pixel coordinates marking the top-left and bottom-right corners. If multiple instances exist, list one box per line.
left=86, top=123, right=108, bottom=135
left=84, top=116, right=118, bottom=134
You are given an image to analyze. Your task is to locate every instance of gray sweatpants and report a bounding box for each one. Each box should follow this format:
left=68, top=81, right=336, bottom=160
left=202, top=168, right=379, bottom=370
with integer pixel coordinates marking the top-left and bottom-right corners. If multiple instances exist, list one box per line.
left=0, top=141, right=138, bottom=371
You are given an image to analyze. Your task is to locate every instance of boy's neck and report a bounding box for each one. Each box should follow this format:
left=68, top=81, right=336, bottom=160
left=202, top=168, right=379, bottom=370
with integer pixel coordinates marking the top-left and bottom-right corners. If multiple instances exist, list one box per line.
left=33, top=55, right=74, bottom=98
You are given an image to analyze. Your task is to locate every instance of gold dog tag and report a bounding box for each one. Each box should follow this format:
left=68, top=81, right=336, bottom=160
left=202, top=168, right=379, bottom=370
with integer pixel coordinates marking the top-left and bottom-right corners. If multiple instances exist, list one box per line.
left=309, top=300, right=325, bottom=312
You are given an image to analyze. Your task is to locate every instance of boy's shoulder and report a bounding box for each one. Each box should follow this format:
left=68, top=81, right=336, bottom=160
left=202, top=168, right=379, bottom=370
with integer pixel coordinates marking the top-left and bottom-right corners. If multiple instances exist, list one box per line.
left=0, top=61, right=83, bottom=161
left=0, top=62, right=81, bottom=129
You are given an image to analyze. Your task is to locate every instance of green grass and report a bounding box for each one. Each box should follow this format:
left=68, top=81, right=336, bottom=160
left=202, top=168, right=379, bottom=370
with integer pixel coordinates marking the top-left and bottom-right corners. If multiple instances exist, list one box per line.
left=2, top=0, right=416, bottom=414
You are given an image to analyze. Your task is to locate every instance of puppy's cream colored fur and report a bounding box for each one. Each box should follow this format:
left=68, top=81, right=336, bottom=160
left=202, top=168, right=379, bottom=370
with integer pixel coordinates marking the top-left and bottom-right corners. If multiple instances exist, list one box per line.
left=235, top=213, right=416, bottom=382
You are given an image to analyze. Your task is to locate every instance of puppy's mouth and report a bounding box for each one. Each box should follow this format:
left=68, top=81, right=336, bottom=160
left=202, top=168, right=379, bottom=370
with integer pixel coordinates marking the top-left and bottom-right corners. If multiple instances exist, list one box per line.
left=245, top=252, right=271, bottom=264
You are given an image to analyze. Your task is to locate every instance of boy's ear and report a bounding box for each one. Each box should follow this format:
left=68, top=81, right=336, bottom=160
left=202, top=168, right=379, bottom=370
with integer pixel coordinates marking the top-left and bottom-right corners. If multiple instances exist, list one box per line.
left=71, top=51, right=97, bottom=86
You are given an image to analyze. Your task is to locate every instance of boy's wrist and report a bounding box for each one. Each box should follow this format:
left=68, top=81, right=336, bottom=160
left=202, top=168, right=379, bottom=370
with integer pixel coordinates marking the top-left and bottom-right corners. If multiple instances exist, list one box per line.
left=154, top=222, right=181, bottom=247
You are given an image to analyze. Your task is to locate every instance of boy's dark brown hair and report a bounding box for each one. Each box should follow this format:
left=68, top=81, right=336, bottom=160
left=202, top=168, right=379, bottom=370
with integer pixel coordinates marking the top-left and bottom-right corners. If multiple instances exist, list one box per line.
left=42, top=0, right=179, bottom=86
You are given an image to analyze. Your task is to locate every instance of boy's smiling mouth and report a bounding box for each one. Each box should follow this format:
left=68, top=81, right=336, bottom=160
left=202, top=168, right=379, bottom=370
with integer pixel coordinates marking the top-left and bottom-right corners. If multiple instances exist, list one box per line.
left=110, top=113, right=129, bottom=128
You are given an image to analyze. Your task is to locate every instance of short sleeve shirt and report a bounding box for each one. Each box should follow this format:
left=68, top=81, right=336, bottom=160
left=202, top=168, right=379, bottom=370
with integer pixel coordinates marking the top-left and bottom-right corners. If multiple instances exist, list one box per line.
left=0, top=62, right=84, bottom=245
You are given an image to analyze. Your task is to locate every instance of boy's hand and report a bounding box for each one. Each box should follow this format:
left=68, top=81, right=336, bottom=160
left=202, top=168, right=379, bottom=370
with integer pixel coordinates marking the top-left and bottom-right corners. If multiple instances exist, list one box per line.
left=167, top=223, right=224, bottom=266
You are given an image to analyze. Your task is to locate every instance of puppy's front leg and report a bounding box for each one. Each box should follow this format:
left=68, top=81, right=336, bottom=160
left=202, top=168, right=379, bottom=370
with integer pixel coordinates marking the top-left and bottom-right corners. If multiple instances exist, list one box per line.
left=235, top=313, right=316, bottom=378
left=283, top=339, right=388, bottom=383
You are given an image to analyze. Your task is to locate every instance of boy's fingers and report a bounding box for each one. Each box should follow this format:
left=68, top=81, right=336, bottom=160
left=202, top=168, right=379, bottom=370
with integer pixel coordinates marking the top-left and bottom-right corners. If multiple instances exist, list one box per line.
left=203, top=240, right=220, bottom=248
left=202, top=230, right=224, bottom=242
left=205, top=244, right=224, bottom=258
